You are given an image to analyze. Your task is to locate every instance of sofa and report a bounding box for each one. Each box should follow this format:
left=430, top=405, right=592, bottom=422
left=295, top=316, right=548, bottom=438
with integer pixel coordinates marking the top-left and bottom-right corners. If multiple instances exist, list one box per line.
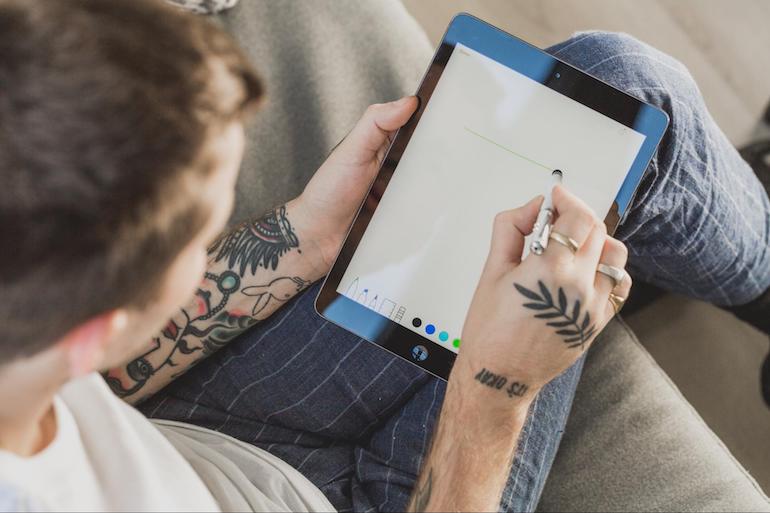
left=211, top=1, right=770, bottom=510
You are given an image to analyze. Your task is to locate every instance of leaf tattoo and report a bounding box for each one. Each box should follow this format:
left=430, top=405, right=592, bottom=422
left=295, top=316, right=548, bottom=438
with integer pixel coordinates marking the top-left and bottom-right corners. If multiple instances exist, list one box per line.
left=514, top=280, right=597, bottom=349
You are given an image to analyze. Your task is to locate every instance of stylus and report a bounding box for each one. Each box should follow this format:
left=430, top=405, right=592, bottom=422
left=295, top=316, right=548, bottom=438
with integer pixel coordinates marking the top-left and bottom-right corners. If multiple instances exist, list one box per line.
left=530, top=169, right=563, bottom=255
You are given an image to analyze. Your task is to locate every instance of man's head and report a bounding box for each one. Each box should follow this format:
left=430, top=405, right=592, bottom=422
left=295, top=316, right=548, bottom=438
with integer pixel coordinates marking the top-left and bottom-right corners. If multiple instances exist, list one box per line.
left=0, top=0, right=262, bottom=378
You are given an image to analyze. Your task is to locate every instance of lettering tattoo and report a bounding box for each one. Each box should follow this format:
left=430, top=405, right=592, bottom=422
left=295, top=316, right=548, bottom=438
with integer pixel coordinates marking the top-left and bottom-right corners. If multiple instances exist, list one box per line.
left=105, top=206, right=308, bottom=400
left=208, top=205, right=300, bottom=276
left=514, top=280, right=597, bottom=349
left=474, top=368, right=530, bottom=399
left=408, top=468, right=433, bottom=512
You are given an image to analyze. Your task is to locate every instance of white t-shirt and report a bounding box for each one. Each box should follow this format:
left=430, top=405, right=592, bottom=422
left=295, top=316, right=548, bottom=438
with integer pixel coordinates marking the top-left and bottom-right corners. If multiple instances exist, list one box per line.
left=0, top=374, right=335, bottom=512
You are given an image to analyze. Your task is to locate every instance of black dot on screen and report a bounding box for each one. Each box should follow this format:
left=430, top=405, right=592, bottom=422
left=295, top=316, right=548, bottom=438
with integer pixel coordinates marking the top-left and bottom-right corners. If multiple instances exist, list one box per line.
left=411, top=317, right=422, bottom=328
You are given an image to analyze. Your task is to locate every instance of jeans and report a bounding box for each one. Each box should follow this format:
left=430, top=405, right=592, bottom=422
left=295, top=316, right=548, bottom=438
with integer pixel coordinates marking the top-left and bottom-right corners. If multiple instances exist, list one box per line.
left=140, top=32, right=770, bottom=512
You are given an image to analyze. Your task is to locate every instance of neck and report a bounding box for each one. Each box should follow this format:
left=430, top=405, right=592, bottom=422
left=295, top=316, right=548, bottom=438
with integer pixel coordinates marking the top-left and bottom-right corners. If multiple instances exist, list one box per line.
left=0, top=350, right=70, bottom=457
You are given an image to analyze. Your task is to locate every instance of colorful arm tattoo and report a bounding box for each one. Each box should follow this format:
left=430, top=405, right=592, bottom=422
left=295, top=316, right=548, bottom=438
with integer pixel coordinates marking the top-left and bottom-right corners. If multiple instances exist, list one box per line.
left=105, top=206, right=312, bottom=402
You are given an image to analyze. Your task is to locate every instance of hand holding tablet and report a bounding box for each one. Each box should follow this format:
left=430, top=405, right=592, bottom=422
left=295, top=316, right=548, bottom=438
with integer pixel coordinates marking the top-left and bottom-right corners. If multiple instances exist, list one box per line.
left=316, top=14, right=668, bottom=380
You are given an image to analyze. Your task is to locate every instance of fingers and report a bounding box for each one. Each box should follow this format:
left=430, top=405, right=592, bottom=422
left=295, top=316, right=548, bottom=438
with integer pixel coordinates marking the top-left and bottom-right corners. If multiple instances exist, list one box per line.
left=486, top=195, right=543, bottom=272
left=594, top=236, right=630, bottom=295
left=575, top=219, right=607, bottom=270
left=596, top=237, right=632, bottom=318
left=343, top=97, right=419, bottom=156
left=612, top=269, right=633, bottom=303
left=547, top=185, right=600, bottom=260
left=539, top=184, right=632, bottom=321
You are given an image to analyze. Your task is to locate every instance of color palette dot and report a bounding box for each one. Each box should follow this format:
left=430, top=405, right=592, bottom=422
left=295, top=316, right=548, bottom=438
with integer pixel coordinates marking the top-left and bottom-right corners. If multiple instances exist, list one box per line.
left=425, top=324, right=436, bottom=335
left=411, top=317, right=422, bottom=328
left=438, top=331, right=449, bottom=342
left=452, top=338, right=461, bottom=348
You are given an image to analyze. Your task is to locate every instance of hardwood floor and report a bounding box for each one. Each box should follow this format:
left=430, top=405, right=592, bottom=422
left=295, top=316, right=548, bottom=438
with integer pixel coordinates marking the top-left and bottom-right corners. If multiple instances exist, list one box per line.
left=402, top=0, right=770, bottom=494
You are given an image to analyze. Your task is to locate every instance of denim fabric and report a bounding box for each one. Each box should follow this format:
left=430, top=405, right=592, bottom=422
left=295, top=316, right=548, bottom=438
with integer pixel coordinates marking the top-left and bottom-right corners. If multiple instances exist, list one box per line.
left=140, top=32, right=770, bottom=512
left=558, top=32, right=770, bottom=306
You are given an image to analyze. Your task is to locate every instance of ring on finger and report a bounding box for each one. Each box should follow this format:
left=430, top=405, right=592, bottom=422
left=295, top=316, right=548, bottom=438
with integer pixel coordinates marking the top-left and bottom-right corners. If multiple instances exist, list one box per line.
left=549, top=231, right=580, bottom=254
left=608, top=292, right=626, bottom=315
left=597, top=263, right=627, bottom=289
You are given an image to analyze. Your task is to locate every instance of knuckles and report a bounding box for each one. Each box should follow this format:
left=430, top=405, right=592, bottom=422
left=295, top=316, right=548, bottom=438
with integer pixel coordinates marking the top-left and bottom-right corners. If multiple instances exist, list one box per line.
left=574, top=210, right=598, bottom=232
left=610, top=238, right=629, bottom=261
left=493, top=210, right=511, bottom=228
left=366, top=103, right=387, bottom=116
left=597, top=219, right=608, bottom=234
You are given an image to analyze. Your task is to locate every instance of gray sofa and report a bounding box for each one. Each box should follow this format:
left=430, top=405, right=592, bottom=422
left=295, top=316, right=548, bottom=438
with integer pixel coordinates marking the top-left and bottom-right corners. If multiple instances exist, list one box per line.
left=213, top=1, right=770, bottom=510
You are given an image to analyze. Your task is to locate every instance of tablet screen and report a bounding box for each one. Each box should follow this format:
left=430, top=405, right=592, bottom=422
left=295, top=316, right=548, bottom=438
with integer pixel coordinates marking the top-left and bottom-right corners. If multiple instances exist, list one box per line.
left=336, top=43, right=646, bottom=354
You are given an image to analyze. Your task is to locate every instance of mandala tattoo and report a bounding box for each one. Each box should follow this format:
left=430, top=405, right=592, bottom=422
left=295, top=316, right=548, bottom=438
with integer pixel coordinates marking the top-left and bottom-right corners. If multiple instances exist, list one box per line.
left=208, top=205, right=300, bottom=276
left=514, top=280, right=597, bottom=349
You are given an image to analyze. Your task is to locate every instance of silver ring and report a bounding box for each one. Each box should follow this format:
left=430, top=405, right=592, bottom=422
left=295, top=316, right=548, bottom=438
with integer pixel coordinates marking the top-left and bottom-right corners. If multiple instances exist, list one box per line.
left=597, top=263, right=627, bottom=288
left=549, top=231, right=580, bottom=254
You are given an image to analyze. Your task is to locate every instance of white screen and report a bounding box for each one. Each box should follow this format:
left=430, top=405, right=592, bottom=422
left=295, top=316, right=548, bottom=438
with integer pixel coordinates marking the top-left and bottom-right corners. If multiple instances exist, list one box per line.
left=337, top=44, right=645, bottom=353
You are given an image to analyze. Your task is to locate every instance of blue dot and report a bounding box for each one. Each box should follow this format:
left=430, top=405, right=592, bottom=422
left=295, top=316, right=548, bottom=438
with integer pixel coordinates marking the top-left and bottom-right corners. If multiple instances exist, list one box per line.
left=425, top=324, right=436, bottom=335
left=438, top=331, right=449, bottom=342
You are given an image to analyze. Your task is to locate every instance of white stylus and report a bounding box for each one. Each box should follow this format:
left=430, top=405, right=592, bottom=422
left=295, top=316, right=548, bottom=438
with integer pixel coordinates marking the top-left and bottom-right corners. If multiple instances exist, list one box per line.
left=530, top=169, right=563, bottom=255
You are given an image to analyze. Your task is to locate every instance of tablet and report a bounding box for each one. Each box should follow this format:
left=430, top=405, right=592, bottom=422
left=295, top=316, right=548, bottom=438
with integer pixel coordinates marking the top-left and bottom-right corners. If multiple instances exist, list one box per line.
left=315, top=14, right=669, bottom=380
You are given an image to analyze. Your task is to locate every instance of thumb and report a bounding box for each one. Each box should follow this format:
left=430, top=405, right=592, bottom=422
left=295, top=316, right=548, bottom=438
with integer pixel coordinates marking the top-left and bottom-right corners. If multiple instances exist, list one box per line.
left=485, top=195, right=543, bottom=274
left=344, top=96, right=419, bottom=155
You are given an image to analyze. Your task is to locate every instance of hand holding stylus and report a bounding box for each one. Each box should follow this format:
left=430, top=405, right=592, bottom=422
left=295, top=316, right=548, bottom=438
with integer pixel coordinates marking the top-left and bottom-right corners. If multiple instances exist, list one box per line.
left=408, top=185, right=632, bottom=512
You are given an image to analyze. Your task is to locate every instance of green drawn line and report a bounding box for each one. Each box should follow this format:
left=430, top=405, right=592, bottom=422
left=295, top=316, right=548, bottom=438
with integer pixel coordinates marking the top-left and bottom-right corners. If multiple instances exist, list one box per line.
left=464, top=126, right=551, bottom=171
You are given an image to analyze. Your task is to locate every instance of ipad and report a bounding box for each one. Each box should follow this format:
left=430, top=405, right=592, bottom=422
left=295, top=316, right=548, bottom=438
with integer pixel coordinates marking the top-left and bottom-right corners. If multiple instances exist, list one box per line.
left=315, top=14, right=669, bottom=380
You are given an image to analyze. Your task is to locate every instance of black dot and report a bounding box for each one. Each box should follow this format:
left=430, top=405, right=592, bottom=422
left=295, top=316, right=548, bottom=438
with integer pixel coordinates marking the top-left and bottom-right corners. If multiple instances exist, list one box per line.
left=411, top=317, right=422, bottom=328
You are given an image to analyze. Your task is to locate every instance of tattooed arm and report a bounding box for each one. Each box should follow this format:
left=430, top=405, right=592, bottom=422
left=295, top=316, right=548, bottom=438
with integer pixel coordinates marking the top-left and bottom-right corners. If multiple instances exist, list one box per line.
left=406, top=362, right=532, bottom=512
left=104, top=98, right=421, bottom=404
left=407, top=186, right=631, bottom=511
left=104, top=200, right=325, bottom=404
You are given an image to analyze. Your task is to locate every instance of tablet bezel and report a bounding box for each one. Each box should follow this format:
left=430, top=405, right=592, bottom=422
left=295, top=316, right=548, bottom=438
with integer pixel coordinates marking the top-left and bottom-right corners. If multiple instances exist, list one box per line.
left=315, top=13, right=669, bottom=381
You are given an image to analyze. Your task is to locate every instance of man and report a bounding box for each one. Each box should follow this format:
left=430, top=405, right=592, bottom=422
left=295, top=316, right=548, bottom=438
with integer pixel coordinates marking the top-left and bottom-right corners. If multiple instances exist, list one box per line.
left=1, top=1, right=768, bottom=512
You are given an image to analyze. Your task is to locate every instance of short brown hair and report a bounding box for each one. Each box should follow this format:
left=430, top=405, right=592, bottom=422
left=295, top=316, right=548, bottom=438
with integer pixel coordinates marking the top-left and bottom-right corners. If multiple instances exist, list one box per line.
left=0, top=0, right=263, bottom=361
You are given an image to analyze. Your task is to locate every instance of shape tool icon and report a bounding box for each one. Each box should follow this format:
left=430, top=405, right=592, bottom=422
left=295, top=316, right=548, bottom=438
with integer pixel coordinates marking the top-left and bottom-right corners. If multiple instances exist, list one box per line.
left=379, top=299, right=396, bottom=318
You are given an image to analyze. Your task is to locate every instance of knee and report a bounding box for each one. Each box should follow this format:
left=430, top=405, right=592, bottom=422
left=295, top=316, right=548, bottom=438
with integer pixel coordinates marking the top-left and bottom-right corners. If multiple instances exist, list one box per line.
left=554, top=31, right=702, bottom=115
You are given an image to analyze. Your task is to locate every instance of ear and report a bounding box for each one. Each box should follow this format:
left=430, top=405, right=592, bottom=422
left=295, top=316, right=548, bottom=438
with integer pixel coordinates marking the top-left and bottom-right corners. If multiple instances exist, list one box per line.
left=58, top=310, right=128, bottom=378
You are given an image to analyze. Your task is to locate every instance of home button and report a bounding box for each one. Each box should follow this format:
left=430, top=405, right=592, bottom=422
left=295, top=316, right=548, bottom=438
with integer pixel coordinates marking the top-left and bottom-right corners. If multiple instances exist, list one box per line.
left=411, top=345, right=429, bottom=362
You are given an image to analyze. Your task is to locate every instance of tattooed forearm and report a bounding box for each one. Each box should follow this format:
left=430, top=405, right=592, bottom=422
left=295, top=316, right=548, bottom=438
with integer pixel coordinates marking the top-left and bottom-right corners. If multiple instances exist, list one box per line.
left=514, top=280, right=596, bottom=349
left=106, top=204, right=313, bottom=403
left=407, top=468, right=433, bottom=512
left=105, top=270, right=310, bottom=398
left=474, top=368, right=530, bottom=399
left=208, top=205, right=300, bottom=275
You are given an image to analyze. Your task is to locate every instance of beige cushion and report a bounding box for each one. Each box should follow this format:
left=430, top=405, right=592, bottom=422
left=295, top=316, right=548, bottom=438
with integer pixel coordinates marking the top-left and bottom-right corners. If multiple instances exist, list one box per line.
left=539, top=318, right=770, bottom=511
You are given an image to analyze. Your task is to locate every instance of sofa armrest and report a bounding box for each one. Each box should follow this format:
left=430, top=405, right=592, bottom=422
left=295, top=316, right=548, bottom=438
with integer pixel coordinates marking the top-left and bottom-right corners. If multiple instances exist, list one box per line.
left=539, top=317, right=770, bottom=511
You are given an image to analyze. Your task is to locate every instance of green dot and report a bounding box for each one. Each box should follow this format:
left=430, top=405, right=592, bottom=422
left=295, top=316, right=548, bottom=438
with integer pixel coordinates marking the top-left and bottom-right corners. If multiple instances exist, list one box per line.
left=452, top=338, right=461, bottom=348
left=438, top=331, right=449, bottom=342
